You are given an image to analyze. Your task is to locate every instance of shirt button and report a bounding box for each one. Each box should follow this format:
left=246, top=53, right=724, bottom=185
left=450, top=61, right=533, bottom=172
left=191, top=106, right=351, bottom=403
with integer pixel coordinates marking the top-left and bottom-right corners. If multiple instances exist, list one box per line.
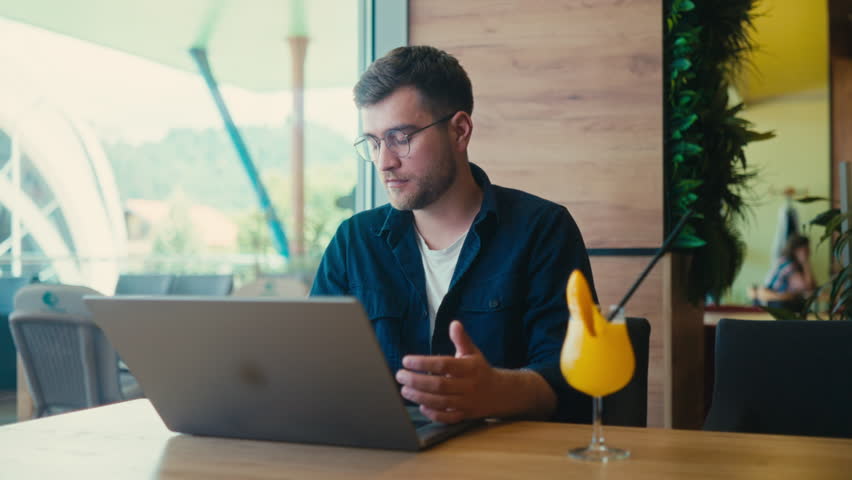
left=489, top=299, right=500, bottom=308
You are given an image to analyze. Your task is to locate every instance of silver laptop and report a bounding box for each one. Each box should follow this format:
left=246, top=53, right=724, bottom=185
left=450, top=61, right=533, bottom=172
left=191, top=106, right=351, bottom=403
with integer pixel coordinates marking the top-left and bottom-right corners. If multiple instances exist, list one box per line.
left=85, top=296, right=476, bottom=451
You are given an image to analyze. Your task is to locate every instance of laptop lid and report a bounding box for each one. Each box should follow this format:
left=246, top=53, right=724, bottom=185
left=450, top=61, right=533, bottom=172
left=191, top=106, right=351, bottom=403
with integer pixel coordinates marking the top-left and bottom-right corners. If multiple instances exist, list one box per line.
left=86, top=296, right=429, bottom=450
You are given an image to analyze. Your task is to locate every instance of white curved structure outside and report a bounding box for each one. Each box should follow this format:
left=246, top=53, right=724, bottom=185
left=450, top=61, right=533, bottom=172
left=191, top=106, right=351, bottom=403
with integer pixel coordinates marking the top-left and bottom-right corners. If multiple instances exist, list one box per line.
left=0, top=95, right=127, bottom=293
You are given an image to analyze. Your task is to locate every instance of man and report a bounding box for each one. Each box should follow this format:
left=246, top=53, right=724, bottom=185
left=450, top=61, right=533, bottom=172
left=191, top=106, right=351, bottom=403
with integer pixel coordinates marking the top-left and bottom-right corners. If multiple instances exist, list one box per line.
left=311, top=45, right=596, bottom=423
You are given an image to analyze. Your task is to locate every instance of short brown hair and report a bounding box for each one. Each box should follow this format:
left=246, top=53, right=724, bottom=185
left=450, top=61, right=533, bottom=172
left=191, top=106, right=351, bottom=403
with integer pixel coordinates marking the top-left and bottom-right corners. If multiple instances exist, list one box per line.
left=782, top=234, right=810, bottom=271
left=354, top=45, right=473, bottom=117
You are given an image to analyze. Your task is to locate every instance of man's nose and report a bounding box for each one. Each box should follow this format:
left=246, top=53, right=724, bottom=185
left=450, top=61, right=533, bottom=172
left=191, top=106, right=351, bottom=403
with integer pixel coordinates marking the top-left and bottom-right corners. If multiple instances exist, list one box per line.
left=376, top=142, right=401, bottom=171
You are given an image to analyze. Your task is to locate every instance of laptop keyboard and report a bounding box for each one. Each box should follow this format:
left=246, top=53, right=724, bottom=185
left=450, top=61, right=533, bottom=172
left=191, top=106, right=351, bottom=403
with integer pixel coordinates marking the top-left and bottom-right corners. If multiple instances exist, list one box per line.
left=407, top=406, right=434, bottom=429
left=412, top=418, right=432, bottom=429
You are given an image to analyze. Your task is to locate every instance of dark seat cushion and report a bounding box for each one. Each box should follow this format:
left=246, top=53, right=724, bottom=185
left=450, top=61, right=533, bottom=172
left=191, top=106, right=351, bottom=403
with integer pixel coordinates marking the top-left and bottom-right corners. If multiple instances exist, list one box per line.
left=704, top=319, right=852, bottom=438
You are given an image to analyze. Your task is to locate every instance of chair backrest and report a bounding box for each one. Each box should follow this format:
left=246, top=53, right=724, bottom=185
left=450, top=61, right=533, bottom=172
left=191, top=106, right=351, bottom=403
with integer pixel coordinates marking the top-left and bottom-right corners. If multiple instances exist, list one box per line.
left=9, top=284, right=122, bottom=417
left=114, top=274, right=173, bottom=295
left=602, top=317, right=651, bottom=427
left=231, top=275, right=310, bottom=297
left=169, top=274, right=233, bottom=296
left=704, top=319, right=852, bottom=438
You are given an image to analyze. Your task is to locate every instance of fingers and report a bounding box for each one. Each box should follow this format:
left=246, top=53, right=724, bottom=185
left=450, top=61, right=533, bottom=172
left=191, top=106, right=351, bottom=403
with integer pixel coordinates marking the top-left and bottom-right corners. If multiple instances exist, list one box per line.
left=397, top=371, right=472, bottom=422
left=419, top=405, right=466, bottom=424
left=449, top=320, right=480, bottom=357
left=397, top=324, right=486, bottom=424
left=402, top=355, right=474, bottom=377
left=400, top=386, right=462, bottom=411
left=396, top=369, right=472, bottom=395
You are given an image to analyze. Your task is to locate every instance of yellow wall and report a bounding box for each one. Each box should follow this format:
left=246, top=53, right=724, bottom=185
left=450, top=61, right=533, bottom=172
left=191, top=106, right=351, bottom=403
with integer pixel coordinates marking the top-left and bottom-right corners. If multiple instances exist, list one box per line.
left=741, top=0, right=829, bottom=101
left=725, top=1, right=831, bottom=304
left=725, top=91, right=831, bottom=304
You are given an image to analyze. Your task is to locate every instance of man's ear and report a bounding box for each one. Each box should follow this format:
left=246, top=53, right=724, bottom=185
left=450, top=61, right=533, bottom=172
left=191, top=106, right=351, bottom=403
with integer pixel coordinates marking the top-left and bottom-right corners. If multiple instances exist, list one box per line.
left=449, top=111, right=473, bottom=152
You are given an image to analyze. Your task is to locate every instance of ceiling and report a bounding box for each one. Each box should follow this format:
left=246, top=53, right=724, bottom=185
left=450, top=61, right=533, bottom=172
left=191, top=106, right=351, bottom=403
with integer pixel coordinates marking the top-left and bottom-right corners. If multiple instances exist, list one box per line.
left=0, top=0, right=359, bottom=92
left=737, top=0, right=829, bottom=102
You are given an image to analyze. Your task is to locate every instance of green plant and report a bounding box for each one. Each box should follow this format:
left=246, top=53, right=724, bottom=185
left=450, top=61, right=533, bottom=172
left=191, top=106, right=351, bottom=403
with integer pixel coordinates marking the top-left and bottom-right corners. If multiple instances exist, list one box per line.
left=764, top=197, right=852, bottom=320
left=665, top=0, right=775, bottom=303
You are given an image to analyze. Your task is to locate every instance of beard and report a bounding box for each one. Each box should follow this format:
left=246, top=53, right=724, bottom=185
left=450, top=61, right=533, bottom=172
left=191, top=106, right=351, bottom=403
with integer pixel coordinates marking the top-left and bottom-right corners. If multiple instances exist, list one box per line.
left=386, top=154, right=457, bottom=211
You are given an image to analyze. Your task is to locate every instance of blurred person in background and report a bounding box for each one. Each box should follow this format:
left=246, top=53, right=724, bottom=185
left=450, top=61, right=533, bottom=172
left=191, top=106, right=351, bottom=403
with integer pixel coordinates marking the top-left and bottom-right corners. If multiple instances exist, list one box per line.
left=753, top=234, right=816, bottom=313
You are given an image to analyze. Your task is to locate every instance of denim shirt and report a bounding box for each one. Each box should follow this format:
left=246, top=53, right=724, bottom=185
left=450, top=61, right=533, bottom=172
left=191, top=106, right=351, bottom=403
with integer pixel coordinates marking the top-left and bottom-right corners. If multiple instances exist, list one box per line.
left=310, top=163, right=597, bottom=422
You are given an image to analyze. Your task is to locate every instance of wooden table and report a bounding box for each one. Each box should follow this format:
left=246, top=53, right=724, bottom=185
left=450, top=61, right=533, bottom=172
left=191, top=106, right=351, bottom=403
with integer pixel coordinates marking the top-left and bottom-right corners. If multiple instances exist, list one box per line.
left=1, top=400, right=851, bottom=479
left=703, top=310, right=775, bottom=326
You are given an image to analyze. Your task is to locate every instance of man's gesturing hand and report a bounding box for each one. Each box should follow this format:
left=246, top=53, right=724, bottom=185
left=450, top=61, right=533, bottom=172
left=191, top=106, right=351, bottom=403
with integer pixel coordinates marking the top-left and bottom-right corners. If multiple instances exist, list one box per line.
left=395, top=320, right=500, bottom=424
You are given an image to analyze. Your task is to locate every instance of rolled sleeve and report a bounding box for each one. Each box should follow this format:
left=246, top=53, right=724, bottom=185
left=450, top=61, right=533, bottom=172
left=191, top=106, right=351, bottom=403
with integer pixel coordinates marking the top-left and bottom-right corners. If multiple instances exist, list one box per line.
left=523, top=207, right=596, bottom=422
left=310, top=220, right=350, bottom=296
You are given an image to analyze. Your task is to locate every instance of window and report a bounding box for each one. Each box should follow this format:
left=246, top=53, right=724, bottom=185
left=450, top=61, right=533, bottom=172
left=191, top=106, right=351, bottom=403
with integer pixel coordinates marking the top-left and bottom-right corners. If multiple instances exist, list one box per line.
left=0, top=2, right=363, bottom=293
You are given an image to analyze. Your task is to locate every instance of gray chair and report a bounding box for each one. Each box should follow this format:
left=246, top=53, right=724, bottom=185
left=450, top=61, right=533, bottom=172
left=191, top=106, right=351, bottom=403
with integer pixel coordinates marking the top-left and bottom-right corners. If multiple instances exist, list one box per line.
left=9, top=284, right=142, bottom=417
left=603, top=317, right=650, bottom=427
left=114, top=274, right=173, bottom=295
left=169, top=274, right=233, bottom=296
left=704, top=319, right=852, bottom=438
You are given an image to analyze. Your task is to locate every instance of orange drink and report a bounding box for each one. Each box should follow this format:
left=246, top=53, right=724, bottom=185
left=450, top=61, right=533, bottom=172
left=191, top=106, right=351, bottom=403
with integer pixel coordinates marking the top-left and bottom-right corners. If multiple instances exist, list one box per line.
left=560, top=269, right=635, bottom=462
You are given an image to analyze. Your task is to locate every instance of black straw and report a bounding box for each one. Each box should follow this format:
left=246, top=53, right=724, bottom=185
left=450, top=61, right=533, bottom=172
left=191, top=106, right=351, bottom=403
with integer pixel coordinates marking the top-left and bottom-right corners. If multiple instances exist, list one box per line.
left=607, top=210, right=694, bottom=321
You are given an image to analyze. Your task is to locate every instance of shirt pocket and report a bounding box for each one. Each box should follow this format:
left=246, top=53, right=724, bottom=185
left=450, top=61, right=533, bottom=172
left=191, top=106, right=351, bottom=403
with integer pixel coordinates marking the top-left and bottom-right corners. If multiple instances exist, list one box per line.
left=351, top=286, right=406, bottom=372
left=455, top=276, right=524, bottom=366
left=458, top=279, right=520, bottom=312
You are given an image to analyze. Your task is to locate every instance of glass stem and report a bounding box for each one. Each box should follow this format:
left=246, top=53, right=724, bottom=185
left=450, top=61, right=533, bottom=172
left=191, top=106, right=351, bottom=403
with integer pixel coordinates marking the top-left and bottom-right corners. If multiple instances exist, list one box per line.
left=590, top=396, right=605, bottom=451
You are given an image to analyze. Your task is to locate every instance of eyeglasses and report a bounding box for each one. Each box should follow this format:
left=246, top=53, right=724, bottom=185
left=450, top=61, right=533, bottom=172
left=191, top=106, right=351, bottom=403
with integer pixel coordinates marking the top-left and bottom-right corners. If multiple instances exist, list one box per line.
left=353, top=112, right=455, bottom=163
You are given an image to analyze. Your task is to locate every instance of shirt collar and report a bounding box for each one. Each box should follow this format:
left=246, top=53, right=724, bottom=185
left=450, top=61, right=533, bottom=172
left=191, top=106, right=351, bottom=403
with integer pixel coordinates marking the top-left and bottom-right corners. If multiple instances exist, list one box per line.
left=375, top=162, right=499, bottom=242
left=469, top=162, right=499, bottom=228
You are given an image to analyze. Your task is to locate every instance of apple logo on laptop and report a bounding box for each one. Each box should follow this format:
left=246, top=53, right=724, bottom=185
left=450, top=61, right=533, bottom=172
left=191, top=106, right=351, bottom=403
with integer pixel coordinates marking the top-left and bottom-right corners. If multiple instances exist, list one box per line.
left=239, top=362, right=268, bottom=388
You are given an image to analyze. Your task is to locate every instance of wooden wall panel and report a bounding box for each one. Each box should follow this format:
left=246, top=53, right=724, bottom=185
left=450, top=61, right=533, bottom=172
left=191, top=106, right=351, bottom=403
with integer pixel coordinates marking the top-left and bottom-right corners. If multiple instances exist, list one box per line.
left=830, top=0, right=852, bottom=201
left=410, top=0, right=663, bottom=249
left=590, top=256, right=664, bottom=428
left=663, top=254, right=705, bottom=429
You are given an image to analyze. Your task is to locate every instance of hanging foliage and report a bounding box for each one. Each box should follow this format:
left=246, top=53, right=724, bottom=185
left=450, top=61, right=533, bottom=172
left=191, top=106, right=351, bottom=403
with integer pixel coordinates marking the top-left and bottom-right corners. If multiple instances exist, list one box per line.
left=665, top=0, right=775, bottom=303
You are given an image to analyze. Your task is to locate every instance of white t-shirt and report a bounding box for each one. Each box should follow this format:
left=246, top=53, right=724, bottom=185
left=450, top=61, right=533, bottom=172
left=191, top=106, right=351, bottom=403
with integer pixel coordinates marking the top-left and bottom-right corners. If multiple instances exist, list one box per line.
left=415, top=229, right=468, bottom=346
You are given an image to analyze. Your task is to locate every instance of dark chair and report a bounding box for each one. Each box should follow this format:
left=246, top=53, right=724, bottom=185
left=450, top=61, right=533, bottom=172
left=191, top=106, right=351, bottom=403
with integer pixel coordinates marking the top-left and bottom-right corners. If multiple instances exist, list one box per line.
left=169, top=275, right=233, bottom=296
left=704, top=319, right=852, bottom=438
left=602, top=317, right=650, bottom=427
left=0, top=277, right=31, bottom=389
left=232, top=274, right=310, bottom=297
left=114, top=274, right=173, bottom=295
left=0, top=277, right=31, bottom=315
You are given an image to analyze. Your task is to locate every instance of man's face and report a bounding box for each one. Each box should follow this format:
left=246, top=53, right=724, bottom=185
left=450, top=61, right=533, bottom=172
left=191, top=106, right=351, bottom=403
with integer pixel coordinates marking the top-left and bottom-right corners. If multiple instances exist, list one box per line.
left=361, top=86, right=456, bottom=211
